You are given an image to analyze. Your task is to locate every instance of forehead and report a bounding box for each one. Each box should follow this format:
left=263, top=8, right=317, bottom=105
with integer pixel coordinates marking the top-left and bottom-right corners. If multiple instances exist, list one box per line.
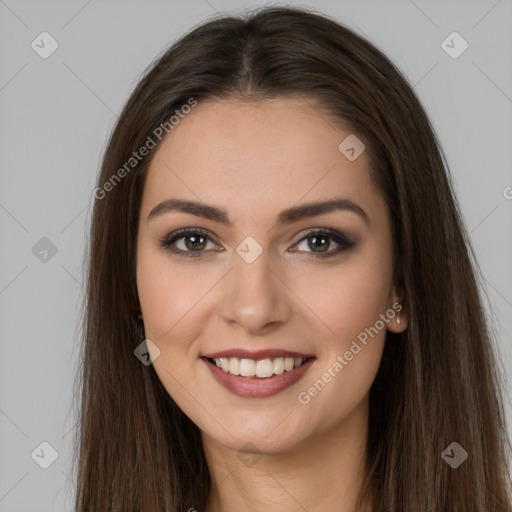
left=142, top=97, right=384, bottom=225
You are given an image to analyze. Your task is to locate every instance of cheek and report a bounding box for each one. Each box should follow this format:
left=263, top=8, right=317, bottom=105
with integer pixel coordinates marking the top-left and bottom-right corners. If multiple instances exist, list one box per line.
left=136, top=245, right=214, bottom=345
left=292, top=245, right=392, bottom=423
left=294, top=268, right=391, bottom=430
left=291, top=250, right=393, bottom=348
left=136, top=248, right=208, bottom=412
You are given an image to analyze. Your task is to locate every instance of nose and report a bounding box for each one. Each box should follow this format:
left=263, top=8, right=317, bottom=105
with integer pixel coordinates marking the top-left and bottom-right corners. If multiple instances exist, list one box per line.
left=219, top=250, right=292, bottom=335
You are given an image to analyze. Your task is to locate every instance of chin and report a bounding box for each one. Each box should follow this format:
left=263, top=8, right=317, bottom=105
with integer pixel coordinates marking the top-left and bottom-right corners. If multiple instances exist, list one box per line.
left=199, top=411, right=313, bottom=455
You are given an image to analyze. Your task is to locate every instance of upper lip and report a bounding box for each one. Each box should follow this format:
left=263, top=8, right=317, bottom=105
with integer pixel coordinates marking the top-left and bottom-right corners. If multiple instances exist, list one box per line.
left=202, top=349, right=315, bottom=360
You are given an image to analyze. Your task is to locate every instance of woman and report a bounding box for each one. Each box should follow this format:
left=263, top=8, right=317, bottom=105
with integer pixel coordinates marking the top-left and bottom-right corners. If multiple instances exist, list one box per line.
left=73, top=5, right=512, bottom=511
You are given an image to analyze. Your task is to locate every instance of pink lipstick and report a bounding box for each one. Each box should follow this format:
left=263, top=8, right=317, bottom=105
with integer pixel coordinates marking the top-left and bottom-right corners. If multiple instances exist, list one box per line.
left=201, top=350, right=316, bottom=398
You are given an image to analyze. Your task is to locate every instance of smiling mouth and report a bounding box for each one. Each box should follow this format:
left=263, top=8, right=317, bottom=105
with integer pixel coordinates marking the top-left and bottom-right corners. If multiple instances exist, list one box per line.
left=205, top=356, right=312, bottom=379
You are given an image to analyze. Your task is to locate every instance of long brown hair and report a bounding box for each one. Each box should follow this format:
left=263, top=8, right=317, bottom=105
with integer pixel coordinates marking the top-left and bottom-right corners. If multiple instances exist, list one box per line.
left=72, top=6, right=512, bottom=511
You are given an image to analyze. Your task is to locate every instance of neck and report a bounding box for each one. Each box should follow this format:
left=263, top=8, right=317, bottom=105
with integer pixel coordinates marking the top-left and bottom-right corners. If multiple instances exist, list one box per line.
left=202, top=397, right=372, bottom=512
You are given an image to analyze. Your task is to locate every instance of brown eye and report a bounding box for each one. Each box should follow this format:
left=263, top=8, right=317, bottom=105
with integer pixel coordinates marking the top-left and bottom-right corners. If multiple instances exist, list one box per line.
left=181, top=233, right=208, bottom=251
left=159, top=228, right=219, bottom=258
left=292, top=229, right=354, bottom=257
left=304, top=233, right=332, bottom=252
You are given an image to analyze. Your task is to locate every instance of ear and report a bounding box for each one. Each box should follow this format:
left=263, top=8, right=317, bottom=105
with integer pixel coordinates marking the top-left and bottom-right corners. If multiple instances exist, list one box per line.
left=386, top=284, right=408, bottom=333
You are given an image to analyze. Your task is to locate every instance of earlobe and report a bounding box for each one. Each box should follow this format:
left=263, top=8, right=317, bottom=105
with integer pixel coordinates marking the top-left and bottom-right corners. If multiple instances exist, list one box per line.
left=387, top=285, right=408, bottom=333
left=395, top=313, right=407, bottom=332
left=386, top=310, right=408, bottom=333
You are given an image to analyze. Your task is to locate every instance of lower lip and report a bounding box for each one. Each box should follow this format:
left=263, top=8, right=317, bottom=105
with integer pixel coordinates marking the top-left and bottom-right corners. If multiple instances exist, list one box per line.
left=202, top=357, right=315, bottom=398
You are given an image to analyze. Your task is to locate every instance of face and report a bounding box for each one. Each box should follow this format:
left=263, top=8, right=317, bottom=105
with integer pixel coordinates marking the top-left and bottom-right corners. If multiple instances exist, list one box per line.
left=136, top=97, right=406, bottom=455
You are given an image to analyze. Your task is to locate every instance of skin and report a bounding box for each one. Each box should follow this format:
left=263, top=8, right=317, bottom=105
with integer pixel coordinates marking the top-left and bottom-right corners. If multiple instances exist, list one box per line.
left=136, top=97, right=408, bottom=512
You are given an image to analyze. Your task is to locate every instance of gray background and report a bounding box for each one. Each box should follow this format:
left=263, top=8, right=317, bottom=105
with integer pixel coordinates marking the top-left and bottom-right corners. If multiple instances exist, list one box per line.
left=1, top=0, right=511, bottom=510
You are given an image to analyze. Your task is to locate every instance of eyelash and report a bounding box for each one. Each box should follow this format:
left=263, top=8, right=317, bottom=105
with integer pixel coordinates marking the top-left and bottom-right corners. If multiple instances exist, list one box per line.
left=158, top=227, right=355, bottom=259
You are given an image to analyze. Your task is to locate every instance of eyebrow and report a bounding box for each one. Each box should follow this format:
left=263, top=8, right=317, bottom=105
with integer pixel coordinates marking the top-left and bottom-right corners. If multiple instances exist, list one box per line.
left=147, top=197, right=371, bottom=229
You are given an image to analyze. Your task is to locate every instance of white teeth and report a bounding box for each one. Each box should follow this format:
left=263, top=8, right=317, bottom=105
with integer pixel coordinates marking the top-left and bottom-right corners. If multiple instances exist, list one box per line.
left=228, top=357, right=240, bottom=375
left=209, top=356, right=308, bottom=378
left=284, top=357, right=294, bottom=371
left=239, top=359, right=256, bottom=377
left=273, top=357, right=285, bottom=375
left=256, top=359, right=274, bottom=378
